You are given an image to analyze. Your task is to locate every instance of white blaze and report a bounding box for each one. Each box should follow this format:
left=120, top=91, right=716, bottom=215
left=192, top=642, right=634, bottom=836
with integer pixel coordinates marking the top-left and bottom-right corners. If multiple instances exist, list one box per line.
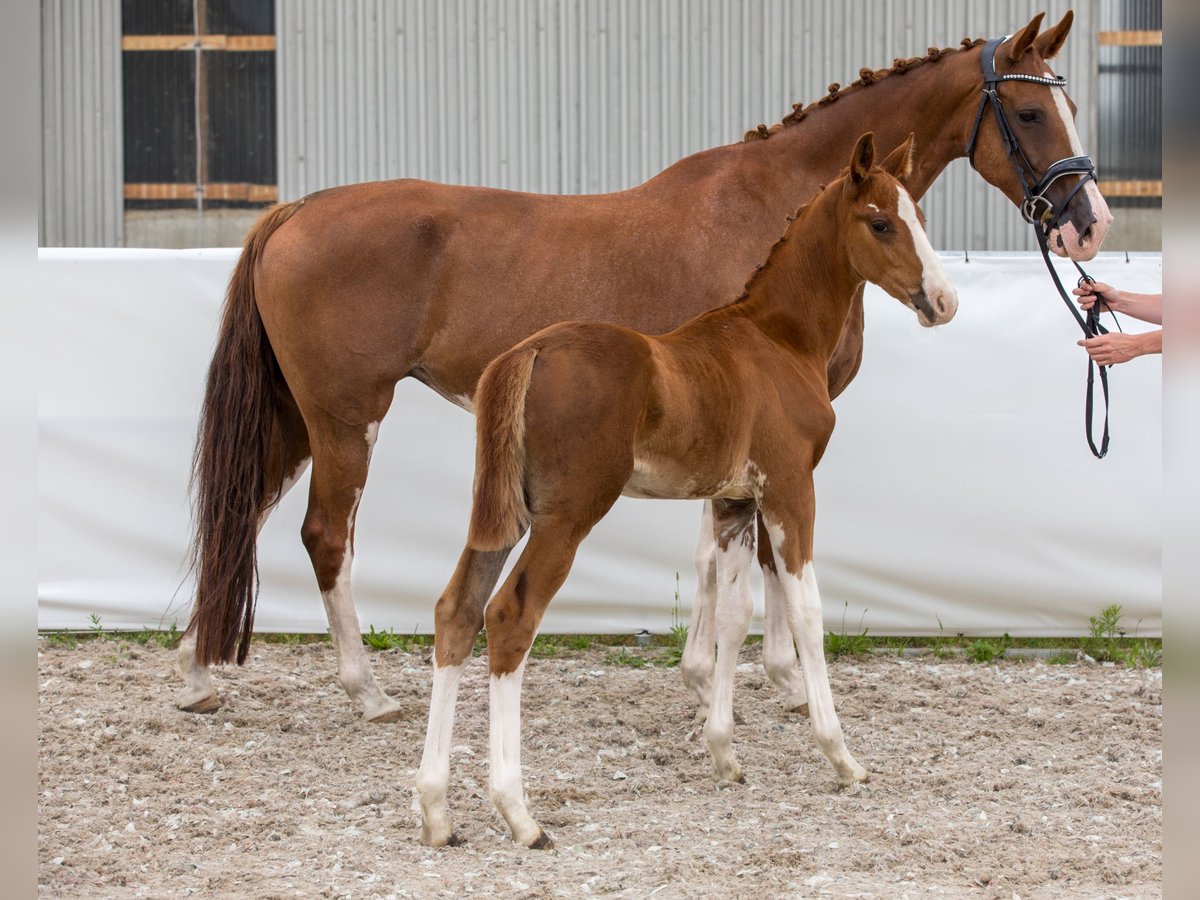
left=895, top=186, right=957, bottom=318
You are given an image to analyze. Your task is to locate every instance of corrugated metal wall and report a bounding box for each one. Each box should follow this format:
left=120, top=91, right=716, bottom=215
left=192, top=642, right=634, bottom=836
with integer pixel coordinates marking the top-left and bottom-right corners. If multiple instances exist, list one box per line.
left=40, top=0, right=124, bottom=247
left=41, top=1, right=1098, bottom=249
left=277, top=0, right=1095, bottom=252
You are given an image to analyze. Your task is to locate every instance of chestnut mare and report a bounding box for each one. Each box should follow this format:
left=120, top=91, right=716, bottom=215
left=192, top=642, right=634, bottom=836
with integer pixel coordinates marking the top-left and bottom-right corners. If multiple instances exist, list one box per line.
left=180, top=12, right=1110, bottom=722
left=416, top=134, right=957, bottom=848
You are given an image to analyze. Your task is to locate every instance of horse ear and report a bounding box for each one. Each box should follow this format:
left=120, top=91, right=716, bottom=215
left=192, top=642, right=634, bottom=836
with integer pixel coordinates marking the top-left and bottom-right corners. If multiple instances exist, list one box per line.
left=1005, top=12, right=1045, bottom=62
left=849, top=132, right=875, bottom=187
left=1034, top=10, right=1073, bottom=60
left=881, top=133, right=915, bottom=182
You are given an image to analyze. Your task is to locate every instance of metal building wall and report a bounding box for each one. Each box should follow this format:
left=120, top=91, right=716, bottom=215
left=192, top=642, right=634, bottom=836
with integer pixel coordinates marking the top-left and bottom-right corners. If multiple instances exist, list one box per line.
left=40, top=0, right=124, bottom=247
left=277, top=0, right=1096, bottom=252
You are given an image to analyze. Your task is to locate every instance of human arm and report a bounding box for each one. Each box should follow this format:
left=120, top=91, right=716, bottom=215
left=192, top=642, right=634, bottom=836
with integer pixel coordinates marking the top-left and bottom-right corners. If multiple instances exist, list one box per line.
left=1072, top=281, right=1162, bottom=325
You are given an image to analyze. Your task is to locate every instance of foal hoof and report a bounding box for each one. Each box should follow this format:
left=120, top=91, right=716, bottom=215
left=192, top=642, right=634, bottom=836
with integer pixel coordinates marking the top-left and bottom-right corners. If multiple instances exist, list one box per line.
left=420, top=827, right=463, bottom=848
left=527, top=829, right=555, bottom=850
left=362, top=699, right=405, bottom=723
left=177, top=692, right=221, bottom=714
left=785, top=699, right=810, bottom=717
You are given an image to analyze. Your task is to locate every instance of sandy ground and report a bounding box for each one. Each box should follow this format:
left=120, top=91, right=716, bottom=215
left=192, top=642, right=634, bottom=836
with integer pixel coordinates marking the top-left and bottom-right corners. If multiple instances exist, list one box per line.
left=38, top=639, right=1161, bottom=898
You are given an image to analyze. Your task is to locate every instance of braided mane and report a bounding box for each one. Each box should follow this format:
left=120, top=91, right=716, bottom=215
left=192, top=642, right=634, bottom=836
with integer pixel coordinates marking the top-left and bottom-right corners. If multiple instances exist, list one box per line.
left=742, top=37, right=986, bottom=142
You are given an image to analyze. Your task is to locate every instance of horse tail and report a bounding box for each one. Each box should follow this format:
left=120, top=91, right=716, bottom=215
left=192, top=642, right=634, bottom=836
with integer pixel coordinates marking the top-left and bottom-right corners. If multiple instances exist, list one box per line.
left=187, top=200, right=305, bottom=667
left=468, top=346, right=540, bottom=551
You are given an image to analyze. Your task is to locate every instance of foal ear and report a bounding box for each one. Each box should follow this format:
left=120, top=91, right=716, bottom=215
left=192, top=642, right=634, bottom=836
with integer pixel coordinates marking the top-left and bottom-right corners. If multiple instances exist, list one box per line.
left=1005, top=12, right=1045, bottom=62
left=849, top=132, right=875, bottom=187
left=1034, top=10, right=1073, bottom=60
left=881, top=133, right=915, bottom=182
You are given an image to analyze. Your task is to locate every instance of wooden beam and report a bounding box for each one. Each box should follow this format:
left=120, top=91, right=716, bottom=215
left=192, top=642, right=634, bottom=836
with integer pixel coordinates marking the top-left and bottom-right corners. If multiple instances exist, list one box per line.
left=1097, top=30, right=1162, bottom=47
left=124, top=183, right=279, bottom=202
left=121, top=34, right=276, bottom=52
left=1097, top=179, right=1162, bottom=198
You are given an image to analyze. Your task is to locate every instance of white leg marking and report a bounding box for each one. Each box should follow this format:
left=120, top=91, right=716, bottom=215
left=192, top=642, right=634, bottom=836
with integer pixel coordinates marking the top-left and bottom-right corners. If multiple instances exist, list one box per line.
left=175, top=630, right=219, bottom=712
left=762, top=566, right=808, bottom=714
left=680, top=503, right=718, bottom=711
left=896, top=187, right=958, bottom=323
left=320, top=488, right=401, bottom=722
left=703, top=525, right=756, bottom=783
left=416, top=661, right=467, bottom=846
left=764, top=520, right=868, bottom=787
left=489, top=658, right=546, bottom=847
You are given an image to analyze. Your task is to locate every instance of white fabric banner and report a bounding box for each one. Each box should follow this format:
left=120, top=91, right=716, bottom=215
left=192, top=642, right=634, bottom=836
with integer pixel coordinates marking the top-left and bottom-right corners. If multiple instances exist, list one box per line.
left=37, top=249, right=1161, bottom=637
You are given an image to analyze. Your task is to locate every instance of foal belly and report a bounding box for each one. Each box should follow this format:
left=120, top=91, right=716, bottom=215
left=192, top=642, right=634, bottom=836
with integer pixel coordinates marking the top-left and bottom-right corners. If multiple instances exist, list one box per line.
left=621, top=456, right=756, bottom=501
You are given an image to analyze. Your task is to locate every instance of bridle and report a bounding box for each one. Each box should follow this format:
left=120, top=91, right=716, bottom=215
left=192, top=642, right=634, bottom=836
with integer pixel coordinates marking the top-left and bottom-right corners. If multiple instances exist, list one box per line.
left=966, top=36, right=1118, bottom=459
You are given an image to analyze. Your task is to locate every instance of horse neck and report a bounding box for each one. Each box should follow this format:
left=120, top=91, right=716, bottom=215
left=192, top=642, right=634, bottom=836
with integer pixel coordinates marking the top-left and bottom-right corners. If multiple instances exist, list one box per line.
left=749, top=46, right=981, bottom=202
left=737, top=194, right=862, bottom=362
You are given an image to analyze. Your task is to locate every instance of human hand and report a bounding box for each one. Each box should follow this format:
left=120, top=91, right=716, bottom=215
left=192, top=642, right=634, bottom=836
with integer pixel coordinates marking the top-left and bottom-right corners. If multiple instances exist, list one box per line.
left=1077, top=332, right=1150, bottom=365
left=1072, top=280, right=1120, bottom=313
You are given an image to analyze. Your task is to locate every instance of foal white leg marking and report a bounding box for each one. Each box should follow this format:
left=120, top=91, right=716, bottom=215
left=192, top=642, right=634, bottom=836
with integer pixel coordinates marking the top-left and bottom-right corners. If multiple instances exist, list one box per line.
left=175, top=630, right=220, bottom=711
left=703, top=527, right=756, bottom=783
left=762, top=566, right=808, bottom=714
left=764, top=521, right=868, bottom=787
left=489, top=658, right=546, bottom=847
left=416, top=660, right=467, bottom=846
left=320, top=488, right=401, bottom=722
left=680, top=502, right=718, bottom=711
left=896, top=187, right=957, bottom=321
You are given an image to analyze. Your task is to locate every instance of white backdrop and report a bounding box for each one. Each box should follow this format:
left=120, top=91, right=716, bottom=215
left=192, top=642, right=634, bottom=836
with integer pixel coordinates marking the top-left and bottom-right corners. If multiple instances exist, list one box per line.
left=37, top=250, right=1161, bottom=637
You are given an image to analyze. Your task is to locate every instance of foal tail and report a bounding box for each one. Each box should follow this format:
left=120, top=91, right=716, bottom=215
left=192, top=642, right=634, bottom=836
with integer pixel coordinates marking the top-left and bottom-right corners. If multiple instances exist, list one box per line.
left=468, top=346, right=540, bottom=551
left=187, top=200, right=304, bottom=667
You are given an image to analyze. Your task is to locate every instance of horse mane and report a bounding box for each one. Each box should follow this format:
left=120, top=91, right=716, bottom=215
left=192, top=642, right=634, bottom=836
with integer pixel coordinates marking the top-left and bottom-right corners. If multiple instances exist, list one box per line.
left=741, top=37, right=986, bottom=142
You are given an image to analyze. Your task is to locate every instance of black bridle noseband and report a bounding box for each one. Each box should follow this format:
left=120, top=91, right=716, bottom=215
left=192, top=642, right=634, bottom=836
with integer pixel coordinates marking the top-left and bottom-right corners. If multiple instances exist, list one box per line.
left=966, top=36, right=1117, bottom=459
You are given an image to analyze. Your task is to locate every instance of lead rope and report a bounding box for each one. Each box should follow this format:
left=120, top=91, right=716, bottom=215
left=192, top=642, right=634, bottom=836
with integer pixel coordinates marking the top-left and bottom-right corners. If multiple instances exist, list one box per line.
left=1033, top=226, right=1122, bottom=458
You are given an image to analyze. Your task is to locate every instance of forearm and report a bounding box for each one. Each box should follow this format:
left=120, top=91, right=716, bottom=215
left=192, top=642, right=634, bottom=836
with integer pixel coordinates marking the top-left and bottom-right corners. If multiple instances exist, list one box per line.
left=1135, top=328, right=1162, bottom=356
left=1110, top=291, right=1162, bottom=325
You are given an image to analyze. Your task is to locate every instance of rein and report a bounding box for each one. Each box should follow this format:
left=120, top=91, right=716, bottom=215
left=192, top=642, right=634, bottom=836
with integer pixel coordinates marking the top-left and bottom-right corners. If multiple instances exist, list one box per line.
left=966, top=36, right=1118, bottom=458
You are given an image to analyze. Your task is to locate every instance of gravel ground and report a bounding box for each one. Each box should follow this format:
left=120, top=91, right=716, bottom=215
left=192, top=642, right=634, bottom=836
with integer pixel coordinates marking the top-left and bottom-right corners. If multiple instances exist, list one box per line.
left=38, top=639, right=1161, bottom=898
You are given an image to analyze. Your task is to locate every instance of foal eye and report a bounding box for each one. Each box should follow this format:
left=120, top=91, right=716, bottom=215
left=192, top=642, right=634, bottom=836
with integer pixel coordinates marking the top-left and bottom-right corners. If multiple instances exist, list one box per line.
left=871, top=220, right=890, bottom=234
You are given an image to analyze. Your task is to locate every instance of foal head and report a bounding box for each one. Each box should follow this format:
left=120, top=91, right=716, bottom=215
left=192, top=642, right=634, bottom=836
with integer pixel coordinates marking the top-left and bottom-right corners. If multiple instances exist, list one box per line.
left=839, top=133, right=957, bottom=329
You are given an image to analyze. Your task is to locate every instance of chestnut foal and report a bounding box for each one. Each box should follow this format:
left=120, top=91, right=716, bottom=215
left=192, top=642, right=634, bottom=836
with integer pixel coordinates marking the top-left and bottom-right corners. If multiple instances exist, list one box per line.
left=417, top=133, right=957, bottom=849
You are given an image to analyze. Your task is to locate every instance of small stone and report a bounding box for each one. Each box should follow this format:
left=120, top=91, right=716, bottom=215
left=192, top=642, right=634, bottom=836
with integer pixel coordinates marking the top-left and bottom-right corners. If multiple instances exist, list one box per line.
left=612, top=771, right=627, bottom=781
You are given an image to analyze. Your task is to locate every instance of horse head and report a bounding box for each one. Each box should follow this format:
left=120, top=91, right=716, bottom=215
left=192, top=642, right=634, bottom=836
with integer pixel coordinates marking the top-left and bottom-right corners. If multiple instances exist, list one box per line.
left=965, top=11, right=1113, bottom=261
left=841, top=133, right=959, bottom=329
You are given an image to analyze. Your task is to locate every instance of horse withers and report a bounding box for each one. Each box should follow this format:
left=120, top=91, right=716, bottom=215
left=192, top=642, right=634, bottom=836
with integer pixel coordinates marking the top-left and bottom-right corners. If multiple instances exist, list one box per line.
left=416, top=133, right=958, bottom=849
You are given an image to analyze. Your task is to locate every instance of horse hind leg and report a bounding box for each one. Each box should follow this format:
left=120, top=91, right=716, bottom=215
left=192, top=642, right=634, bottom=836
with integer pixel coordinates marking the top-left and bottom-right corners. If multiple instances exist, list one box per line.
left=177, top=392, right=311, bottom=714
left=679, top=501, right=718, bottom=718
left=301, top=415, right=402, bottom=723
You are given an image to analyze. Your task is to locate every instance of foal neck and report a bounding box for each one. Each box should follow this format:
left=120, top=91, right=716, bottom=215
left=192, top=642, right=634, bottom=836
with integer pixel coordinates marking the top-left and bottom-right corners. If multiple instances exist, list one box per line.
left=736, top=189, right=862, bottom=362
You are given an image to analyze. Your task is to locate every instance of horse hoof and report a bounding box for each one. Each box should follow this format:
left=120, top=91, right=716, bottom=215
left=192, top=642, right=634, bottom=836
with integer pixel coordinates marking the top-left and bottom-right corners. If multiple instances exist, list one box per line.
left=177, top=693, right=221, bottom=714
left=363, top=701, right=404, bottom=724
left=527, top=829, right=554, bottom=850
left=786, top=701, right=810, bottom=717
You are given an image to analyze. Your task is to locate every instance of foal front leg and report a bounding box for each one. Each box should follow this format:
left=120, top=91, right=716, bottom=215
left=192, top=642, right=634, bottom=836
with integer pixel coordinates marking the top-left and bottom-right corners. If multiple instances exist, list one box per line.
left=762, top=503, right=868, bottom=787
left=702, top=500, right=757, bottom=783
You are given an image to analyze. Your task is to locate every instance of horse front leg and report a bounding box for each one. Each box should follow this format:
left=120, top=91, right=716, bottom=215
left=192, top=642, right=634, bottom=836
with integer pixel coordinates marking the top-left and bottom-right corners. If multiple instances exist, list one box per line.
left=702, top=499, right=758, bottom=783
left=680, top=501, right=718, bottom=716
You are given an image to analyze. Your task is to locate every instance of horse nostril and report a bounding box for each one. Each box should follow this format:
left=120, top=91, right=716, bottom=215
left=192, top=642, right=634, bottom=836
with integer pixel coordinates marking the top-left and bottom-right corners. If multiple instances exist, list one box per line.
left=936, top=298, right=946, bottom=313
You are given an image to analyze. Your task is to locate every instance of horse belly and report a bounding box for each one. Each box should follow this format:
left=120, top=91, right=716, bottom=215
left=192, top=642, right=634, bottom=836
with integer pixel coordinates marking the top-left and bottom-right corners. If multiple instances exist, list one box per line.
left=622, top=455, right=755, bottom=501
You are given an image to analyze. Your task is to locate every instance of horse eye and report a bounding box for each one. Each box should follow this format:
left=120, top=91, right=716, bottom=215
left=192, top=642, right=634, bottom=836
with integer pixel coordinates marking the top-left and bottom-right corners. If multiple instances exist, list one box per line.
left=1018, top=109, right=1038, bottom=124
left=871, top=220, right=890, bottom=234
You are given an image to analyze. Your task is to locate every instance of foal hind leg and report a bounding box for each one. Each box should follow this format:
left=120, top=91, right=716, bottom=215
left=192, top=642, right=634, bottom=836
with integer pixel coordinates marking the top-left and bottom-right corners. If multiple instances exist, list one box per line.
left=702, top=499, right=758, bottom=783
left=417, top=545, right=514, bottom=847
left=485, top=520, right=596, bottom=849
left=301, top=415, right=400, bottom=722
left=760, top=517, right=808, bottom=715
left=679, top=502, right=718, bottom=716
left=177, top=395, right=311, bottom=713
